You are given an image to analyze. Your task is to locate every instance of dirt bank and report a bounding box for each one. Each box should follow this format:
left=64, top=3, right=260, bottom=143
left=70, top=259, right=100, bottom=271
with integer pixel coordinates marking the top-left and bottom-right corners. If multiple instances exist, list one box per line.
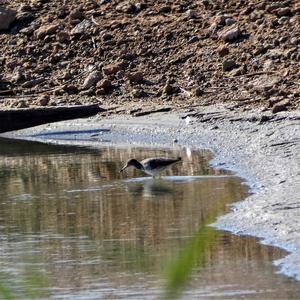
left=0, top=0, right=299, bottom=113
left=3, top=105, right=300, bottom=281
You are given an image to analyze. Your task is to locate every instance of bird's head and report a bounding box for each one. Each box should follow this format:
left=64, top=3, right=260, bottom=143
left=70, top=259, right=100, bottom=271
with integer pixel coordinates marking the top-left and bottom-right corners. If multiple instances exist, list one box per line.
left=120, top=159, right=140, bottom=173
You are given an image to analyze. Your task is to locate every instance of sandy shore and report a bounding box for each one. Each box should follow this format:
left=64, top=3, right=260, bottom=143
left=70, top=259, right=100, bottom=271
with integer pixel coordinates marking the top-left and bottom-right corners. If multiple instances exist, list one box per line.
left=3, top=104, right=300, bottom=281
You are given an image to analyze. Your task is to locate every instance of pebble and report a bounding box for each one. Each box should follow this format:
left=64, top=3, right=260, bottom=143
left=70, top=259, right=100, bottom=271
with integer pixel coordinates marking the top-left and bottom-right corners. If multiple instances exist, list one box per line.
left=217, top=46, right=229, bottom=57
left=225, top=18, right=236, bottom=26
left=186, top=9, right=198, bottom=19
left=69, top=8, right=84, bottom=20
left=82, top=70, right=102, bottom=90
left=102, top=32, right=113, bottom=41
left=194, top=87, right=204, bottom=96
left=0, top=6, right=16, bottom=30
left=56, top=31, right=70, bottom=43
left=37, top=94, right=50, bottom=106
left=263, top=59, right=274, bottom=71
left=16, top=100, right=28, bottom=108
left=222, top=59, right=237, bottom=71
left=272, top=100, right=290, bottom=113
left=116, top=3, right=137, bottom=14
left=96, top=78, right=112, bottom=91
left=71, top=19, right=91, bottom=35
left=163, top=83, right=174, bottom=95
left=102, top=61, right=125, bottom=76
left=219, top=26, right=241, bottom=42
left=34, top=23, right=60, bottom=39
left=160, top=6, right=171, bottom=14
left=131, top=89, right=146, bottom=98
left=127, top=71, right=144, bottom=84
left=22, top=78, right=45, bottom=88
left=276, top=7, right=292, bottom=17
left=63, top=85, right=78, bottom=94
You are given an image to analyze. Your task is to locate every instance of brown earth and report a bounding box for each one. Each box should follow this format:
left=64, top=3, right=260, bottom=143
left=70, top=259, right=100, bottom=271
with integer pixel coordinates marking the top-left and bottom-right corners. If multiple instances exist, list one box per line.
left=0, top=0, right=300, bottom=114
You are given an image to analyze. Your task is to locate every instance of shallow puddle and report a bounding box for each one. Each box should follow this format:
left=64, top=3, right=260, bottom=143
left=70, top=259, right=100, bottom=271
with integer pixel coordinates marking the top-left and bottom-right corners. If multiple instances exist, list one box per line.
left=0, top=137, right=300, bottom=299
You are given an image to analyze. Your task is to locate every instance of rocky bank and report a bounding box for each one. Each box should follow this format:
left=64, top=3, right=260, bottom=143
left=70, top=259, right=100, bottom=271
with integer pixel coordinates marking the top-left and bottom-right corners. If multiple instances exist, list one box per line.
left=0, top=0, right=299, bottom=113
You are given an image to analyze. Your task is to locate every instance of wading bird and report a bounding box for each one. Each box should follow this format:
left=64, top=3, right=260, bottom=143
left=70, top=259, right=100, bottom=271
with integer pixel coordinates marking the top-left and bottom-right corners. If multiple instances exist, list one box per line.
left=120, top=157, right=182, bottom=178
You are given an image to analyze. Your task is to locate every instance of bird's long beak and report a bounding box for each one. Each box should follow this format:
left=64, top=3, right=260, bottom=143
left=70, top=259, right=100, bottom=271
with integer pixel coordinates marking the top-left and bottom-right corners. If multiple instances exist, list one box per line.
left=120, top=165, right=128, bottom=173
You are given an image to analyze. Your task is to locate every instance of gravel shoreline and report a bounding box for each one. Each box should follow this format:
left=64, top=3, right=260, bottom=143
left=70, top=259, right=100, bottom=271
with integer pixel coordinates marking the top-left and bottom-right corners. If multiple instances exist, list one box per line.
left=3, top=105, right=300, bottom=281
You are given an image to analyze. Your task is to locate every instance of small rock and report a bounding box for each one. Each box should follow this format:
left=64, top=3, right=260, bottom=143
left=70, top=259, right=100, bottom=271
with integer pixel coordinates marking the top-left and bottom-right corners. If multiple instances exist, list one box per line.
left=131, top=89, right=146, bottom=98
left=217, top=46, right=229, bottom=57
left=71, top=19, right=91, bottom=35
left=202, top=0, right=209, bottom=8
left=194, top=87, right=204, bottom=96
left=12, top=68, right=25, bottom=82
left=290, top=37, right=300, bottom=45
left=211, top=15, right=227, bottom=26
left=219, top=26, right=241, bottom=42
left=96, top=78, right=112, bottom=91
left=186, top=9, right=198, bottom=19
left=208, top=22, right=218, bottom=33
left=160, top=6, right=171, bottom=14
left=34, top=23, right=60, bottom=39
left=272, top=100, right=290, bottom=113
left=16, top=100, right=28, bottom=108
left=259, top=115, right=271, bottom=123
left=37, top=94, right=50, bottom=106
left=63, top=84, right=78, bottom=94
left=225, top=18, right=236, bottom=26
left=127, top=71, right=144, bottom=84
left=102, top=61, right=125, bottom=76
left=56, top=31, right=70, bottom=43
left=163, top=83, right=174, bottom=95
left=69, top=8, right=84, bottom=20
left=276, top=7, right=292, bottom=17
left=79, top=87, right=95, bottom=96
left=82, top=70, right=102, bottom=90
left=263, top=59, right=274, bottom=71
left=19, top=25, right=35, bottom=35
left=230, top=66, right=244, bottom=76
left=116, top=2, right=137, bottom=14
left=222, top=59, right=237, bottom=72
left=0, top=6, right=17, bottom=30
left=22, top=78, right=45, bottom=88
left=102, top=32, right=113, bottom=41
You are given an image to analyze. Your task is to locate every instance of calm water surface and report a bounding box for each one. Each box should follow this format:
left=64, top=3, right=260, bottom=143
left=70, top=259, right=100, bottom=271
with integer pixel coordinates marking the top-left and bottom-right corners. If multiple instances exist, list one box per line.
left=0, top=138, right=300, bottom=299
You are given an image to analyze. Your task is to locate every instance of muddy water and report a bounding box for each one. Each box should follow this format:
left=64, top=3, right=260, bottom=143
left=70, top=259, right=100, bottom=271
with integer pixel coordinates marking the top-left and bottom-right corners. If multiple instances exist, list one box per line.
left=0, top=137, right=300, bottom=299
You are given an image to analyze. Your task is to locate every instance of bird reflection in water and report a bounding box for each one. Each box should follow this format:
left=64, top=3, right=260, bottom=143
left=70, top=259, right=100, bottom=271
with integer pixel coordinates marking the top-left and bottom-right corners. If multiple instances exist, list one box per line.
left=126, top=178, right=174, bottom=198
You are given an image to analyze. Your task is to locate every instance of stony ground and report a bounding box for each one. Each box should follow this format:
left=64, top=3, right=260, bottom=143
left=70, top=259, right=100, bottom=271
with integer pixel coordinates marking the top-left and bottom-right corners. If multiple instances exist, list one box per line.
left=0, top=0, right=300, bottom=113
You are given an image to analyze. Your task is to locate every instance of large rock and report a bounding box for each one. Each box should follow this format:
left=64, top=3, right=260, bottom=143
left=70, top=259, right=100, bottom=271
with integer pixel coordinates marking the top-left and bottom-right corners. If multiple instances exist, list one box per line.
left=0, top=6, right=17, bottom=30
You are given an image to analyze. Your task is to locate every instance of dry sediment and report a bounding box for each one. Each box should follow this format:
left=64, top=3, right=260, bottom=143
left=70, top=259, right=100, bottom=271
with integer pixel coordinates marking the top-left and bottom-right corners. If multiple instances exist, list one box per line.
left=0, top=0, right=299, bottom=113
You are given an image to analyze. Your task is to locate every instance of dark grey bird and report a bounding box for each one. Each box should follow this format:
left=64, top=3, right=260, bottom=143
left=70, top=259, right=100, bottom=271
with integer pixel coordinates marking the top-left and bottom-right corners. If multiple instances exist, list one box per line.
left=120, top=157, right=182, bottom=178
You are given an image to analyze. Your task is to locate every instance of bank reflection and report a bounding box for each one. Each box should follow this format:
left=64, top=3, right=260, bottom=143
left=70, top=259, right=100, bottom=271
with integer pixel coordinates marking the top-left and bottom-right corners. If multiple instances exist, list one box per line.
left=0, top=138, right=298, bottom=299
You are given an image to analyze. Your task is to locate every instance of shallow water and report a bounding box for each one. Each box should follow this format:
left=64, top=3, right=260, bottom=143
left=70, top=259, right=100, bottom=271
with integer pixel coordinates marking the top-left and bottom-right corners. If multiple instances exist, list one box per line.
left=0, top=137, right=300, bottom=299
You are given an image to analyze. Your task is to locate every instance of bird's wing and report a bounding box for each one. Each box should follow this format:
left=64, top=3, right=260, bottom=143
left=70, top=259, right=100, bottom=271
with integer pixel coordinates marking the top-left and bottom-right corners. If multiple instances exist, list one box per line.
left=142, top=157, right=180, bottom=170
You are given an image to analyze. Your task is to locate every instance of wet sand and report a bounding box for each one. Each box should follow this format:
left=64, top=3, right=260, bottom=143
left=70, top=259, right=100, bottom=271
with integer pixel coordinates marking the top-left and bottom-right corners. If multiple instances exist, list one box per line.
left=2, top=104, right=300, bottom=282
